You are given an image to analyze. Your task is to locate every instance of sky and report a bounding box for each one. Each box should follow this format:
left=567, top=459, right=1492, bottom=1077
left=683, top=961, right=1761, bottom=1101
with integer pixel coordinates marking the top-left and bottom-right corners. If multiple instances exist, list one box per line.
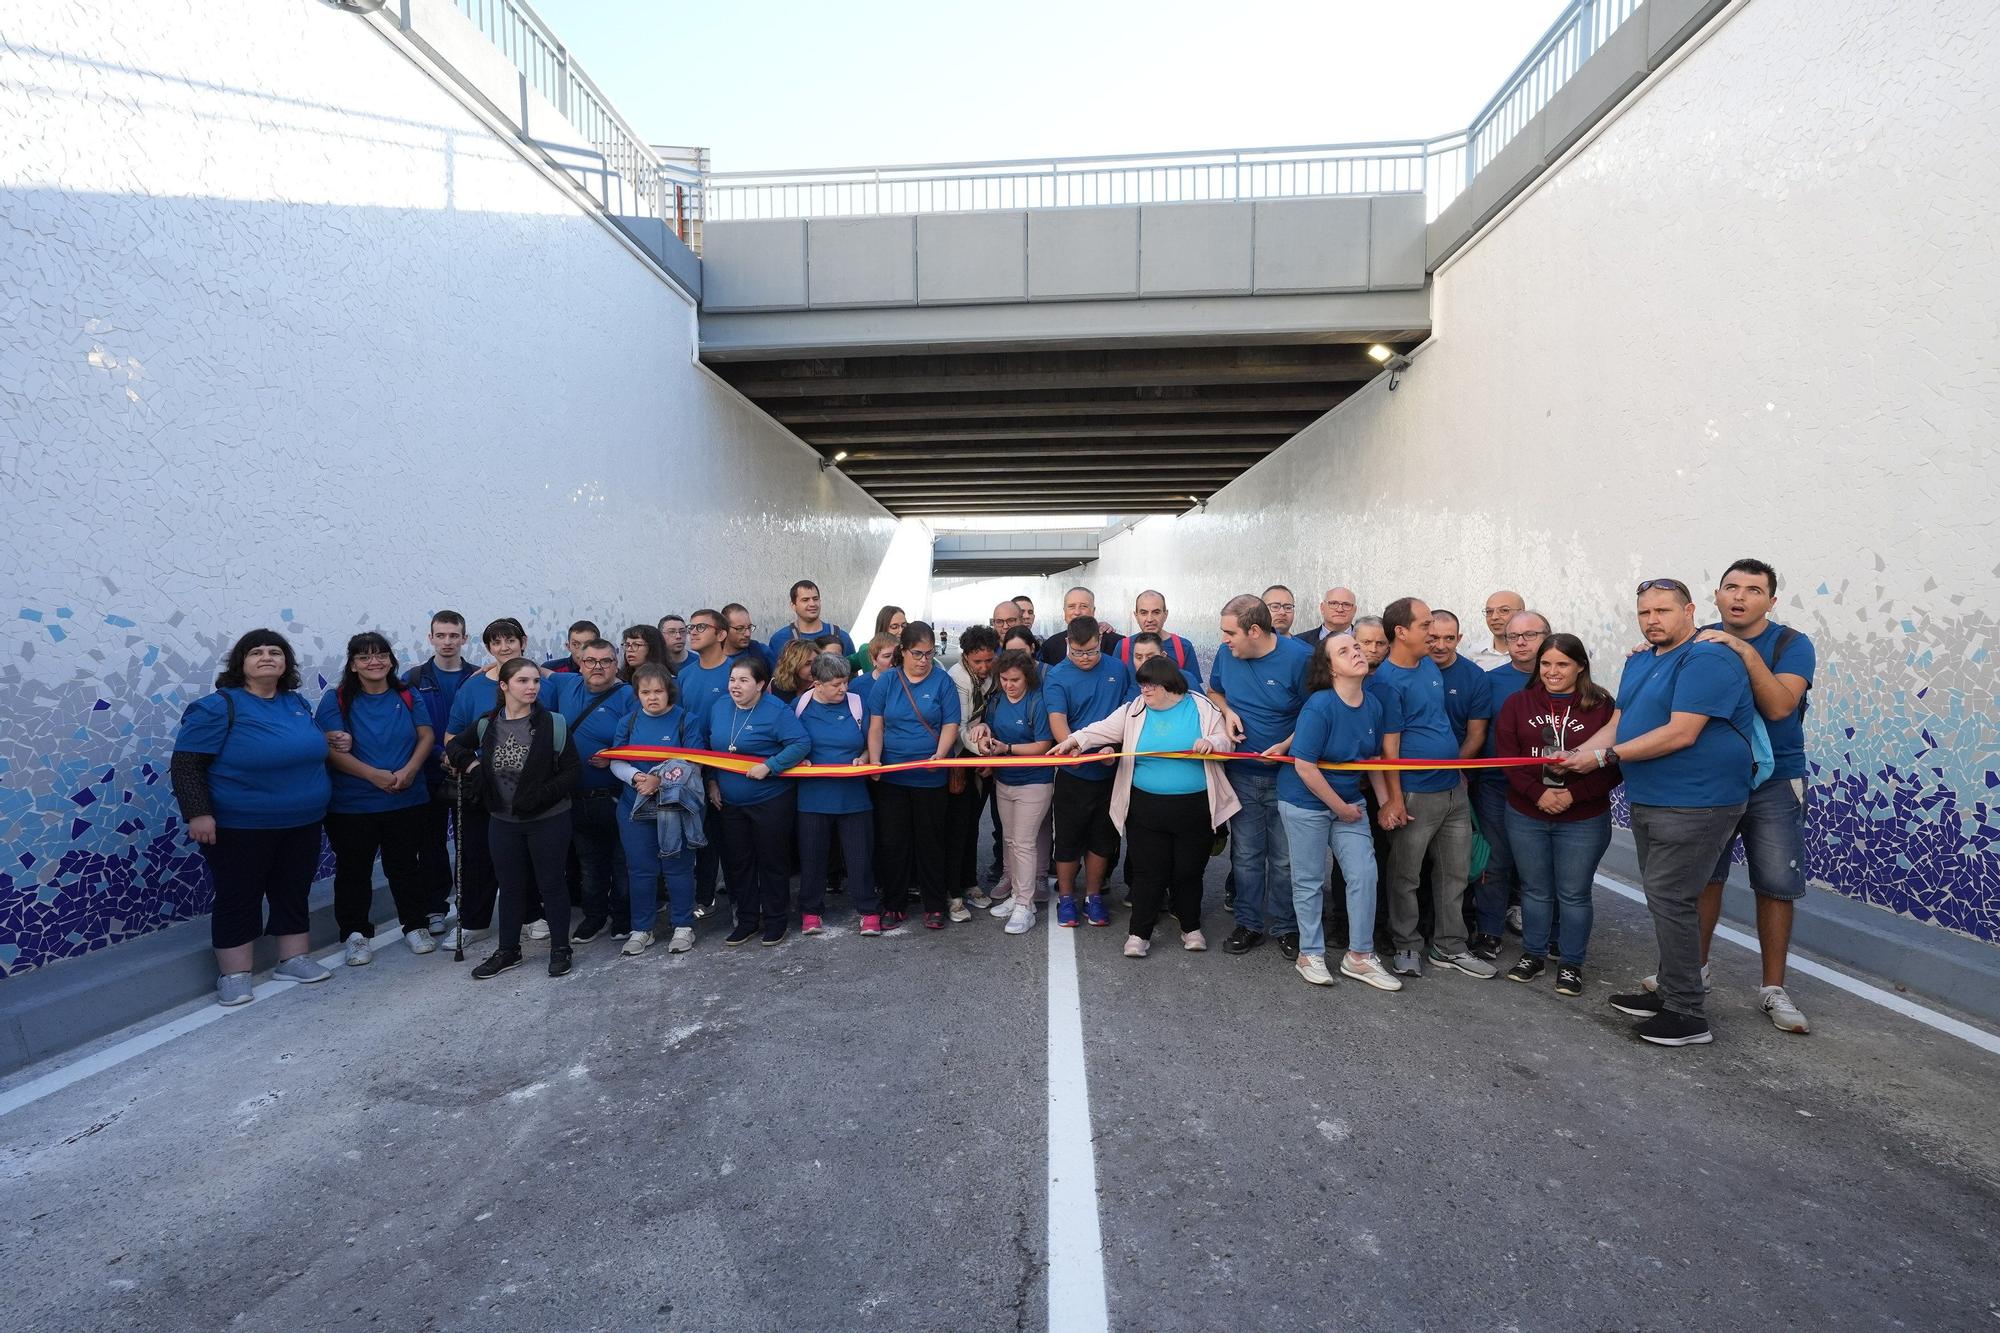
left=525, top=0, right=1568, bottom=171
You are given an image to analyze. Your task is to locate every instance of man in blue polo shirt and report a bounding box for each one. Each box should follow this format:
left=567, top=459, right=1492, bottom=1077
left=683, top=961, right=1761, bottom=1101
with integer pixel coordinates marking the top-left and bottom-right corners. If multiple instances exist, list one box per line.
left=405, top=609, right=477, bottom=934
left=1115, top=590, right=1203, bottom=689
left=1044, top=616, right=1134, bottom=928
left=552, top=638, right=637, bottom=942
left=1208, top=593, right=1312, bottom=956
left=767, top=579, right=857, bottom=659
left=722, top=603, right=771, bottom=673
left=677, top=608, right=739, bottom=915
left=1373, top=597, right=1494, bottom=980
left=1564, top=577, right=1759, bottom=1048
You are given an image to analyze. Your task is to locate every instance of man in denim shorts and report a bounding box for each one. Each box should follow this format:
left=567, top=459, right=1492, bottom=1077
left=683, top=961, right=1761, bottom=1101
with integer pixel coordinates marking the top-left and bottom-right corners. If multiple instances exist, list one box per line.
left=1687, top=558, right=1816, bottom=1034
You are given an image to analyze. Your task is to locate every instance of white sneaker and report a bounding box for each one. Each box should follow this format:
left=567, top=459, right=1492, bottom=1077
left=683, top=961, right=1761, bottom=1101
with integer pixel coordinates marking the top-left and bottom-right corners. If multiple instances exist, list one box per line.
left=438, top=924, right=490, bottom=950
left=1295, top=953, right=1333, bottom=986
left=1339, top=952, right=1404, bottom=992
left=405, top=928, right=437, bottom=956
left=989, top=898, right=1016, bottom=919
left=1122, top=934, right=1150, bottom=958
left=1004, top=905, right=1036, bottom=935
left=344, top=932, right=373, bottom=967
left=1642, top=962, right=1714, bottom=994
left=1505, top=904, right=1524, bottom=934
left=1761, top=985, right=1810, bottom=1033
left=526, top=918, right=551, bottom=941
left=1181, top=928, right=1208, bottom=952
left=667, top=927, right=696, bottom=953
left=621, top=931, right=654, bottom=957
left=426, top=912, right=450, bottom=935
left=968, top=890, right=993, bottom=909
left=948, top=897, right=972, bottom=923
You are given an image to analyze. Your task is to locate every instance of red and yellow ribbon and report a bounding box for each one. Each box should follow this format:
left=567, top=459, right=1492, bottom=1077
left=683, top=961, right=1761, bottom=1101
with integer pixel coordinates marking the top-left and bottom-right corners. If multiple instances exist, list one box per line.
left=596, top=744, right=1549, bottom=779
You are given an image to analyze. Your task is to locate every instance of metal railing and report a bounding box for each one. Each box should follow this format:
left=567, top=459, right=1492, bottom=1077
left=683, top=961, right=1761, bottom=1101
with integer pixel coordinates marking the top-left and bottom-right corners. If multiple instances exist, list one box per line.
left=1466, top=0, right=1647, bottom=176
left=448, top=0, right=704, bottom=249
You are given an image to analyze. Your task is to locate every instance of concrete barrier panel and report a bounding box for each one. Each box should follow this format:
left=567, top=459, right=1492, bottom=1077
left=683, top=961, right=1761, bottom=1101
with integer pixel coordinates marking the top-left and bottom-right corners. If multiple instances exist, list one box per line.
left=702, top=219, right=808, bottom=310
left=1027, top=206, right=1140, bottom=300
left=1426, top=190, right=1475, bottom=271
left=1367, top=194, right=1427, bottom=290
left=917, top=212, right=1028, bottom=305
left=1647, top=0, right=1732, bottom=68
left=1250, top=197, right=1369, bottom=294
left=808, top=216, right=918, bottom=308
left=1545, top=15, right=1650, bottom=163
left=1469, top=108, right=1548, bottom=227
left=1140, top=201, right=1253, bottom=297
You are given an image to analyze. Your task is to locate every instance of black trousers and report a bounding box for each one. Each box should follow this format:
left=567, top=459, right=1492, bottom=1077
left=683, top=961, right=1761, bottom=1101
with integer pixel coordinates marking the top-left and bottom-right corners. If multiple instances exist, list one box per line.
left=415, top=792, right=453, bottom=917
left=1124, top=788, right=1212, bottom=940
left=451, top=804, right=544, bottom=931
left=324, top=806, right=428, bottom=940
left=798, top=809, right=878, bottom=915
left=492, top=811, right=571, bottom=952
left=720, top=790, right=797, bottom=929
left=873, top=781, right=948, bottom=913
left=570, top=791, right=629, bottom=930
left=696, top=816, right=728, bottom=908
left=944, top=778, right=986, bottom=897
left=202, top=822, right=320, bottom=950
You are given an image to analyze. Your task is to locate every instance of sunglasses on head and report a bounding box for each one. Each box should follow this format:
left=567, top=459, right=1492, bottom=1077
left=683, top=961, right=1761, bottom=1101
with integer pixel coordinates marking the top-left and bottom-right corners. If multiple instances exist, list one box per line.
left=1636, top=578, right=1690, bottom=597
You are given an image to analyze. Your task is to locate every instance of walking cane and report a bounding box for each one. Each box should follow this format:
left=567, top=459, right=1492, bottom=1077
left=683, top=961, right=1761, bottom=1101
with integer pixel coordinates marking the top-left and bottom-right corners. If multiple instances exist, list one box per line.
left=452, top=774, right=467, bottom=963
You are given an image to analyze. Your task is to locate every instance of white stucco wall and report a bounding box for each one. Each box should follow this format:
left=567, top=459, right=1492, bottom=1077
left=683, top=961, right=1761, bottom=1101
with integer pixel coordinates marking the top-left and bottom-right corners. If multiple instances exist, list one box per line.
left=1077, top=0, right=2000, bottom=941
left=0, top=1, right=930, bottom=974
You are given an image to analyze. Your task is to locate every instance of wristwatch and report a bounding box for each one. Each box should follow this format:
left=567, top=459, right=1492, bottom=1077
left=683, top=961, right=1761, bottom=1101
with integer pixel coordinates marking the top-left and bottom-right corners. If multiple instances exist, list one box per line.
left=1599, top=746, right=1617, bottom=769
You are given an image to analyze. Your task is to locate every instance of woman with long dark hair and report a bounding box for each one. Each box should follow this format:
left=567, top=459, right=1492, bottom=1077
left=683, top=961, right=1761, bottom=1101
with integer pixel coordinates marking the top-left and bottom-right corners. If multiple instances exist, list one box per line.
left=849, top=606, right=907, bottom=675
left=1496, top=633, right=1620, bottom=996
left=446, top=658, right=581, bottom=979
left=866, top=621, right=962, bottom=929
left=699, top=655, right=811, bottom=946
left=315, top=631, right=435, bottom=966
left=171, top=629, right=334, bottom=1006
left=619, top=624, right=669, bottom=684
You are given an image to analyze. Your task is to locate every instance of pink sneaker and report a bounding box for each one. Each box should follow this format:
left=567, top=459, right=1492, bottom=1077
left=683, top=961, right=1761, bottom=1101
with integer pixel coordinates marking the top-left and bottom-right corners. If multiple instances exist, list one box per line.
left=859, top=914, right=883, bottom=937
left=801, top=914, right=824, bottom=936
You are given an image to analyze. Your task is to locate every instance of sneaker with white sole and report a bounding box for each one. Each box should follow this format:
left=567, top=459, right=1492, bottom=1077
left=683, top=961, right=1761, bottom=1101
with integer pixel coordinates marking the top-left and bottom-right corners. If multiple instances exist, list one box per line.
left=990, top=898, right=1016, bottom=919
left=1642, top=961, right=1713, bottom=993
left=1004, top=905, right=1036, bottom=935
left=948, top=897, right=973, bottom=923
left=1426, top=945, right=1497, bottom=978
left=1761, top=985, right=1809, bottom=1033
left=526, top=918, right=551, bottom=941
left=273, top=954, right=332, bottom=984
left=1122, top=934, right=1150, bottom=958
left=667, top=927, right=696, bottom=953
left=1339, top=952, right=1404, bottom=992
left=215, top=972, right=254, bottom=1007
left=801, top=914, right=824, bottom=936
left=1182, top=928, right=1208, bottom=952
left=405, top=928, right=437, bottom=956
left=1389, top=950, right=1423, bottom=977
left=968, top=890, right=993, bottom=909
left=1295, top=954, right=1333, bottom=986
left=438, top=925, right=490, bottom=951
left=344, top=932, right=373, bottom=967
left=427, top=912, right=451, bottom=935
left=621, top=931, right=654, bottom=957
left=1505, top=904, right=1524, bottom=934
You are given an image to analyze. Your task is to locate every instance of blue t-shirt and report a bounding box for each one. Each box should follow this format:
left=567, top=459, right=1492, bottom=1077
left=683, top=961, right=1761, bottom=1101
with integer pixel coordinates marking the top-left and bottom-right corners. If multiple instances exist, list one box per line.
left=1710, top=621, right=1815, bottom=781
left=561, top=682, right=637, bottom=791
left=405, top=660, right=475, bottom=776
left=1208, top=635, right=1313, bottom=771
left=1115, top=633, right=1204, bottom=690
left=768, top=623, right=857, bottom=659
left=175, top=688, right=332, bottom=829
left=1434, top=655, right=1492, bottom=746
left=313, top=688, right=430, bottom=815
left=1482, top=663, right=1536, bottom=758
left=1616, top=639, right=1757, bottom=807
left=867, top=668, right=962, bottom=789
left=698, top=694, right=809, bottom=807
left=1045, top=656, right=1135, bottom=783
left=675, top=654, right=739, bottom=726
left=615, top=706, right=701, bottom=818
left=445, top=672, right=501, bottom=738
left=985, top=690, right=1055, bottom=786
left=1280, top=686, right=1385, bottom=808
left=1370, top=657, right=1462, bottom=794
left=1133, top=697, right=1206, bottom=796
left=537, top=671, right=585, bottom=722
left=794, top=694, right=873, bottom=814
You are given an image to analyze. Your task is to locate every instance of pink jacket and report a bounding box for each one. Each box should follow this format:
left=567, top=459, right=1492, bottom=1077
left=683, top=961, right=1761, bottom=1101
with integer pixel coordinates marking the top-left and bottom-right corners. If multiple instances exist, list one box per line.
left=1060, top=693, right=1243, bottom=833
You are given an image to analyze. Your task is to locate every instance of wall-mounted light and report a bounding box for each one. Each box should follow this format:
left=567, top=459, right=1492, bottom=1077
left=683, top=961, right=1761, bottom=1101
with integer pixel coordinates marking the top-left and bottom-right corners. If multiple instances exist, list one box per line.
left=820, top=450, right=848, bottom=474
left=1368, top=343, right=1412, bottom=390
left=833, top=451, right=849, bottom=463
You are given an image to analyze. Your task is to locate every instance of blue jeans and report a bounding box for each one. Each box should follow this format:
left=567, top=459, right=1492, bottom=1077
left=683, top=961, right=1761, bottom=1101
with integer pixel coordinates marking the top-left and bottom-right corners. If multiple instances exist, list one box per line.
left=616, top=813, right=697, bottom=933
left=1226, top=765, right=1294, bottom=934
left=1278, top=801, right=1378, bottom=957
left=1504, top=807, right=1610, bottom=965
left=1470, top=773, right=1517, bottom=936
left=1710, top=777, right=1808, bottom=900
left=571, top=791, right=629, bottom=930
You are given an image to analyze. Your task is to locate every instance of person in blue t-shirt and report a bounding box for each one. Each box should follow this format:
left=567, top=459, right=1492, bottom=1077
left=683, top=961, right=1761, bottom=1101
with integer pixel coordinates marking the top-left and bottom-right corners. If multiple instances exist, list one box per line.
left=1470, top=610, right=1551, bottom=948
left=722, top=603, right=772, bottom=673
left=1114, top=590, right=1204, bottom=689
left=540, top=620, right=598, bottom=675
left=560, top=639, right=638, bottom=941
left=1373, top=597, right=1495, bottom=981
left=170, top=629, right=335, bottom=1007
left=867, top=622, right=963, bottom=929
left=1208, top=594, right=1312, bottom=953
left=316, top=631, right=434, bottom=966
left=1691, top=558, right=1817, bottom=1034
left=793, top=651, right=882, bottom=937
left=1044, top=616, right=1134, bottom=928
left=1563, top=578, right=1758, bottom=1048
left=607, top=663, right=704, bottom=956
left=699, top=656, right=810, bottom=945
left=767, top=579, right=858, bottom=660
left=404, top=610, right=477, bottom=933
left=1425, top=608, right=1499, bottom=958
left=970, top=647, right=1057, bottom=934
left=677, top=608, right=740, bottom=915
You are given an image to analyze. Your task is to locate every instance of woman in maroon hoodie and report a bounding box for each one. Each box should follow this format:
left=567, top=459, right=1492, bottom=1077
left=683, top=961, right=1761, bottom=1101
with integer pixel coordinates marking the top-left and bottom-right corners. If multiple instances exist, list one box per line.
left=1495, top=633, right=1620, bottom=996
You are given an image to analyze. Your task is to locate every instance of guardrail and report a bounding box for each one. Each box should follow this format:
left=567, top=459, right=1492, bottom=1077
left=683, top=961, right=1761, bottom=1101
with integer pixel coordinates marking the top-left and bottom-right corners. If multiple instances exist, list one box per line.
left=1467, top=0, right=1646, bottom=175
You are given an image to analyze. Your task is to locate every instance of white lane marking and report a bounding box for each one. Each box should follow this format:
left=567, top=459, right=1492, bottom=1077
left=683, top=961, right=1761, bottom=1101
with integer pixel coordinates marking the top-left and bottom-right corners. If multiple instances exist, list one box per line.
left=1592, top=873, right=2000, bottom=1056
left=1046, top=921, right=1111, bottom=1333
left=0, top=941, right=358, bottom=1120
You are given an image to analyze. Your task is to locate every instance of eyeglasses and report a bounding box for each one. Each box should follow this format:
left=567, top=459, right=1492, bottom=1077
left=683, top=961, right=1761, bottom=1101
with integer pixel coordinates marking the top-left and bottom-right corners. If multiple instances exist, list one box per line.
left=691, top=623, right=719, bottom=634
left=1637, top=578, right=1691, bottom=597
left=1324, top=601, right=1356, bottom=611
left=730, top=623, right=755, bottom=632
left=580, top=657, right=617, bottom=668
left=905, top=648, right=935, bottom=660
left=1068, top=648, right=1102, bottom=662
left=1506, top=630, right=1547, bottom=643
left=354, top=652, right=392, bottom=663
left=1264, top=602, right=1294, bottom=613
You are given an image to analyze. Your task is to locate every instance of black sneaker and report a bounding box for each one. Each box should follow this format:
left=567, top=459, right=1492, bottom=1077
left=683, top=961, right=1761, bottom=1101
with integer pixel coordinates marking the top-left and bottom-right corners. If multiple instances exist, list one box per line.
left=1470, top=933, right=1503, bottom=962
left=724, top=924, right=758, bottom=946
left=760, top=921, right=788, bottom=946
left=1278, top=931, right=1300, bottom=961
left=572, top=916, right=607, bottom=944
left=1636, top=1010, right=1713, bottom=1046
left=1506, top=955, right=1546, bottom=984
left=1609, top=990, right=1664, bottom=1018
left=470, top=949, right=522, bottom=980
left=547, top=948, right=573, bottom=978
left=1223, top=926, right=1264, bottom=955
left=1553, top=964, right=1583, bottom=995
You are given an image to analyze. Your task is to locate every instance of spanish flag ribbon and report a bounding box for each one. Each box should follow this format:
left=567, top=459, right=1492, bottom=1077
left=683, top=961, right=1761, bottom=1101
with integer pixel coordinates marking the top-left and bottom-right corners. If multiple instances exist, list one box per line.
left=594, top=744, right=1551, bottom=779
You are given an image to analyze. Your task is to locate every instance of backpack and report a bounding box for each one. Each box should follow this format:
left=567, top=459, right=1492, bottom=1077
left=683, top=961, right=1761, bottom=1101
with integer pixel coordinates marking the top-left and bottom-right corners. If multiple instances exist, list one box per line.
left=475, top=711, right=568, bottom=753
left=337, top=683, right=417, bottom=728
left=795, top=692, right=865, bottom=725
left=1117, top=635, right=1188, bottom=670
